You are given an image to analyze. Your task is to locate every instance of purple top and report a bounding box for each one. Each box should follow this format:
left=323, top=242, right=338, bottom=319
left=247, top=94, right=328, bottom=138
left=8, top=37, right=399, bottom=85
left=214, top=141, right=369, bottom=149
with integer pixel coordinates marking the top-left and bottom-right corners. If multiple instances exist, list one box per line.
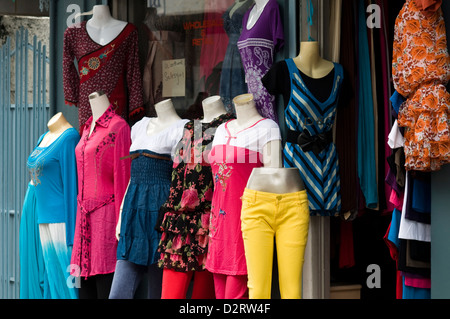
left=237, top=0, right=284, bottom=122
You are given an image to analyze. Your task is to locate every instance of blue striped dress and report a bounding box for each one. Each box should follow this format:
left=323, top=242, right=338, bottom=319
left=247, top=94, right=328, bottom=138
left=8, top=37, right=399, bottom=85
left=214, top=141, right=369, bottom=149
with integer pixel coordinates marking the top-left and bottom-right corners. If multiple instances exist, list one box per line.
left=275, top=58, right=344, bottom=216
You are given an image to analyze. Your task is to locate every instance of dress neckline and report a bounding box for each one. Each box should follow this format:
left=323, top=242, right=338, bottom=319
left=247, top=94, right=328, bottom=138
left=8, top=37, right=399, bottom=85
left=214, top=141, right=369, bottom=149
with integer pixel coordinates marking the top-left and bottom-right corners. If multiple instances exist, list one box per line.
left=83, top=21, right=130, bottom=47
left=289, top=58, right=338, bottom=105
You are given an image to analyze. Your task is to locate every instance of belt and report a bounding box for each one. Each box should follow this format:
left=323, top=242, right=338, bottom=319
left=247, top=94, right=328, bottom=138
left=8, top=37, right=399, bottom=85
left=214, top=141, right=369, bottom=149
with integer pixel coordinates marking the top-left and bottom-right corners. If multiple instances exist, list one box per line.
left=74, top=195, right=115, bottom=278
left=120, top=152, right=171, bottom=161
left=286, top=129, right=333, bottom=156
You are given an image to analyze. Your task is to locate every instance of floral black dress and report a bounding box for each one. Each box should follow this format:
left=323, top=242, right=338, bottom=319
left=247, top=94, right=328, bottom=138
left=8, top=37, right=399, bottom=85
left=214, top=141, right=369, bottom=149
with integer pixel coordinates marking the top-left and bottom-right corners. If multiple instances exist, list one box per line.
left=157, top=113, right=234, bottom=272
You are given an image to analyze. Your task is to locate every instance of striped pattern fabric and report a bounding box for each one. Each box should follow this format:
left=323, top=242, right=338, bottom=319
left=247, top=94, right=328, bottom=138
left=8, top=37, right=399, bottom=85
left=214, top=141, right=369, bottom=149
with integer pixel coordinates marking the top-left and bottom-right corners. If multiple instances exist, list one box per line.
left=283, top=58, right=343, bottom=216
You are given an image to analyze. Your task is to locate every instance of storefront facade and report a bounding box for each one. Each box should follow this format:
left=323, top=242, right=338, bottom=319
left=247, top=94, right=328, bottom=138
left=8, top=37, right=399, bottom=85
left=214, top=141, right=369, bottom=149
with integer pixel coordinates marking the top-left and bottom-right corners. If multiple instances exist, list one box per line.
left=1, top=0, right=450, bottom=300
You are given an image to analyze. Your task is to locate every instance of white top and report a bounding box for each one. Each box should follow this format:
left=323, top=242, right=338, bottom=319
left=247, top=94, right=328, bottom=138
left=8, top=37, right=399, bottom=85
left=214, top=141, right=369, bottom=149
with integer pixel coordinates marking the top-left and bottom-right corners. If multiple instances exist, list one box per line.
left=130, top=117, right=188, bottom=155
left=212, top=118, right=281, bottom=155
left=387, top=120, right=404, bottom=149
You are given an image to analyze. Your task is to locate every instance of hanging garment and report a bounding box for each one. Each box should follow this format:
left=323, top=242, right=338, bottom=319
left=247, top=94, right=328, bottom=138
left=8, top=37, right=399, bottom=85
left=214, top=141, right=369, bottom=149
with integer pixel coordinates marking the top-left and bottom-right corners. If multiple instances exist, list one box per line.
left=262, top=59, right=343, bottom=216
left=335, top=0, right=358, bottom=216
left=392, top=0, right=450, bottom=171
left=63, top=22, right=144, bottom=128
left=384, top=208, right=403, bottom=299
left=219, top=0, right=253, bottom=112
left=357, top=0, right=378, bottom=208
left=116, top=118, right=188, bottom=267
left=21, top=128, right=80, bottom=299
left=158, top=113, right=234, bottom=272
left=237, top=0, right=284, bottom=122
left=206, top=118, right=281, bottom=276
left=71, top=105, right=131, bottom=278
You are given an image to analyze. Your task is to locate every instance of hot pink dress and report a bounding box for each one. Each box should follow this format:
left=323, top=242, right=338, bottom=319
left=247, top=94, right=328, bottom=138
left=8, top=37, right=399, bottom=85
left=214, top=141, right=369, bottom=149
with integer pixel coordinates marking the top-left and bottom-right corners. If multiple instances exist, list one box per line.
left=71, top=105, right=131, bottom=278
left=206, top=118, right=281, bottom=275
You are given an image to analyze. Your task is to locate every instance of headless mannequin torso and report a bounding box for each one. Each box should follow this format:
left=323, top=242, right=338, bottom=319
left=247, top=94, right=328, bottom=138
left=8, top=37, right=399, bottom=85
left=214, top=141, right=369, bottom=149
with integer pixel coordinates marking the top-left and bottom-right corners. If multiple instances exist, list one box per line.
left=86, top=5, right=127, bottom=45
left=31, top=113, right=74, bottom=186
left=231, top=93, right=305, bottom=193
left=146, top=99, right=182, bottom=136
left=246, top=0, right=269, bottom=29
left=39, top=113, right=73, bottom=148
left=229, top=93, right=281, bottom=168
left=89, top=91, right=110, bottom=136
left=201, top=96, right=227, bottom=123
left=293, top=41, right=334, bottom=79
left=116, top=98, right=182, bottom=240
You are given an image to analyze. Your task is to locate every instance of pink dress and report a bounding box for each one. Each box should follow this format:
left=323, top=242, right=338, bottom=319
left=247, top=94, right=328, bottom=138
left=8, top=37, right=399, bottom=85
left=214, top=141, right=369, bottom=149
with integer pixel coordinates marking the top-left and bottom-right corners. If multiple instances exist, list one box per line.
left=206, top=118, right=281, bottom=275
left=71, top=105, right=131, bottom=278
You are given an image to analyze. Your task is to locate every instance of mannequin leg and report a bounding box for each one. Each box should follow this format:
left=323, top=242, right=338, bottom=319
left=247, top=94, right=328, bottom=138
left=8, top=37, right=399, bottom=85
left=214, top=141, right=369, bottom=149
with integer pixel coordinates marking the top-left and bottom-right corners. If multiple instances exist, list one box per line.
left=191, top=270, right=215, bottom=299
left=109, top=260, right=145, bottom=299
left=212, top=273, right=226, bottom=299
left=241, top=197, right=275, bottom=299
left=213, top=273, right=248, bottom=299
left=161, top=268, right=193, bottom=299
left=275, top=194, right=309, bottom=299
left=224, top=274, right=248, bottom=299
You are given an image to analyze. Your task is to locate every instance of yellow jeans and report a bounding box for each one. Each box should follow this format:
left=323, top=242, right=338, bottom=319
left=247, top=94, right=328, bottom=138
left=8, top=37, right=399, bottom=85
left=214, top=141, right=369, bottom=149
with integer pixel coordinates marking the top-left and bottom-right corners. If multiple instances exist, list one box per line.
left=241, top=188, right=310, bottom=299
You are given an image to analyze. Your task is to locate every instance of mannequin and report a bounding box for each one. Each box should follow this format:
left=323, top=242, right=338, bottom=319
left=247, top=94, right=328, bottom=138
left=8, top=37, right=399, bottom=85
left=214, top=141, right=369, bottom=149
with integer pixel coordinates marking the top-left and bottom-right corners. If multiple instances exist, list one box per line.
left=20, top=112, right=79, bottom=299
left=115, top=98, right=184, bottom=241
left=201, top=95, right=227, bottom=123
left=71, top=90, right=131, bottom=299
left=63, top=5, right=143, bottom=128
left=293, top=41, right=334, bottom=79
left=206, top=93, right=282, bottom=299
left=146, top=99, right=182, bottom=136
left=262, top=41, right=344, bottom=217
left=229, top=93, right=308, bottom=299
left=110, top=99, right=187, bottom=299
left=157, top=100, right=233, bottom=299
left=86, top=5, right=127, bottom=45
left=230, top=93, right=282, bottom=168
left=246, top=0, right=269, bottom=29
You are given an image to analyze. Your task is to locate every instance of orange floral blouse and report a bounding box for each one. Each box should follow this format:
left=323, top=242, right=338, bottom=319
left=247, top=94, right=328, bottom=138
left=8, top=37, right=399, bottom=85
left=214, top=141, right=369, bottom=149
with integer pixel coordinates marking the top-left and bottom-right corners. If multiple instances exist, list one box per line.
left=392, top=0, right=450, bottom=171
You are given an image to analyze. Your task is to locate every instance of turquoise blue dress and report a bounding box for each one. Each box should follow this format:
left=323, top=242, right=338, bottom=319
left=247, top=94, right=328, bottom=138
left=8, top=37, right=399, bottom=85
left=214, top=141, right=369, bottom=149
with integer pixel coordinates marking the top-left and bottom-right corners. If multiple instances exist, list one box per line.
left=116, top=118, right=188, bottom=266
left=20, top=127, right=79, bottom=299
left=19, top=183, right=48, bottom=299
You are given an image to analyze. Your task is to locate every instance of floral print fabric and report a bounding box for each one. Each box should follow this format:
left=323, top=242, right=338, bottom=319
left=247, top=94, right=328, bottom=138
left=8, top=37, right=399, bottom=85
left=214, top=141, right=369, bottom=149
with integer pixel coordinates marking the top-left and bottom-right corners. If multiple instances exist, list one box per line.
left=63, top=22, right=144, bottom=128
left=392, top=0, right=450, bottom=171
left=157, top=113, right=234, bottom=272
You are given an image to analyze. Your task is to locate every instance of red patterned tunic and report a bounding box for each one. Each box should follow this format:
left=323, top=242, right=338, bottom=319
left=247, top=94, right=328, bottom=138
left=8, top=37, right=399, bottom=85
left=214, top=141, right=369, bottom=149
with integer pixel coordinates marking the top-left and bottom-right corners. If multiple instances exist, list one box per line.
left=63, top=21, right=144, bottom=128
